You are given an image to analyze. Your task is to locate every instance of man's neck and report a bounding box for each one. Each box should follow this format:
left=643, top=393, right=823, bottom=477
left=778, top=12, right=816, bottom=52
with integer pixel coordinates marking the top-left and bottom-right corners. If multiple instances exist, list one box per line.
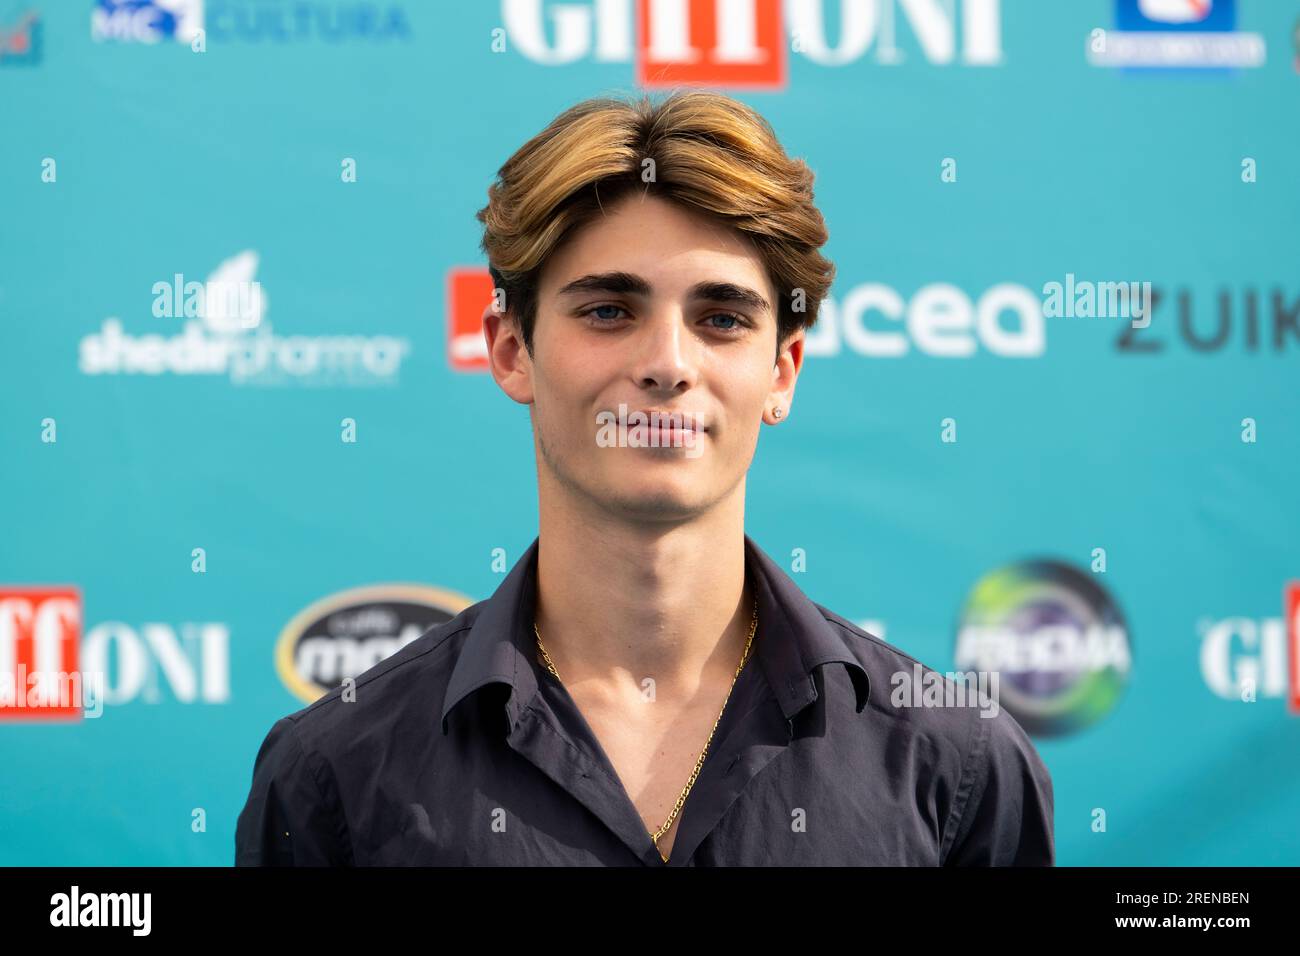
left=533, top=486, right=753, bottom=707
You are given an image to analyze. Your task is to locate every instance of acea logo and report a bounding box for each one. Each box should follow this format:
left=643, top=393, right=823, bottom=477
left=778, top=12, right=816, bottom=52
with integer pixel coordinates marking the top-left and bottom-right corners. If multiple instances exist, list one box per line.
left=501, top=0, right=1004, bottom=90
left=276, top=584, right=474, bottom=704
left=79, top=250, right=411, bottom=386
left=802, top=280, right=1043, bottom=358
left=954, top=560, right=1131, bottom=737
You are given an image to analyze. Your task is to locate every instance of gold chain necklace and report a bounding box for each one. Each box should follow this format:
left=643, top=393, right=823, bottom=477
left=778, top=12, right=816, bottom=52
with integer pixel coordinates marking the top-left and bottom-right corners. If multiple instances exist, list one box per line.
left=533, top=594, right=759, bottom=863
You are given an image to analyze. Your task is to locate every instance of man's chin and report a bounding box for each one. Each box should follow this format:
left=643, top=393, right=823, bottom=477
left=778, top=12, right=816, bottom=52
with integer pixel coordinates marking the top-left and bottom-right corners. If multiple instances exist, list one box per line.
left=596, top=488, right=708, bottom=523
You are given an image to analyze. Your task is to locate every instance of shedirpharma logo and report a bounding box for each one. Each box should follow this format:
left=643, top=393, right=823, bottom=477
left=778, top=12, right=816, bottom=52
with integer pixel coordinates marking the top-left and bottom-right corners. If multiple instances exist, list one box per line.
left=954, top=560, right=1131, bottom=737
left=1087, top=0, right=1265, bottom=70
left=502, top=0, right=1004, bottom=90
left=79, top=250, right=411, bottom=386
left=276, top=584, right=474, bottom=703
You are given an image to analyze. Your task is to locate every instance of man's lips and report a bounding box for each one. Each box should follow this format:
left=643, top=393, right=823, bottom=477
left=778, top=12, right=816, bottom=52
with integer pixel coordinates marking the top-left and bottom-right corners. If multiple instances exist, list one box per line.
left=593, top=404, right=710, bottom=451
left=626, top=421, right=705, bottom=441
left=628, top=409, right=708, bottom=433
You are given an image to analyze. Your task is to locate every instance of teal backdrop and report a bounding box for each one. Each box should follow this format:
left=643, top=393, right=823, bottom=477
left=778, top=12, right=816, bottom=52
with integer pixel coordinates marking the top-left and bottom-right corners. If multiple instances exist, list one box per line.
left=1, top=0, right=1297, bottom=866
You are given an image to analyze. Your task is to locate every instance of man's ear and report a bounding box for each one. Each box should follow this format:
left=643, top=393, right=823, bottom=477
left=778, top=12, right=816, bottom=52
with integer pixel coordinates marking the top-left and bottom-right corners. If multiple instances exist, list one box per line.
left=768, top=327, right=804, bottom=420
left=483, top=301, right=534, bottom=405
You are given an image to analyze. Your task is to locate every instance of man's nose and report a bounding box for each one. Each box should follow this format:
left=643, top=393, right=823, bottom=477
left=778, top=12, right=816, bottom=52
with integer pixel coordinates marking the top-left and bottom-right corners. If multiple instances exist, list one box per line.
left=634, top=312, right=697, bottom=391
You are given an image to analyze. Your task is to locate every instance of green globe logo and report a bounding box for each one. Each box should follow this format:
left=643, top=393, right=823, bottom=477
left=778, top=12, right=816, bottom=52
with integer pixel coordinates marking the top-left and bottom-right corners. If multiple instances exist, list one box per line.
left=955, top=560, right=1131, bottom=737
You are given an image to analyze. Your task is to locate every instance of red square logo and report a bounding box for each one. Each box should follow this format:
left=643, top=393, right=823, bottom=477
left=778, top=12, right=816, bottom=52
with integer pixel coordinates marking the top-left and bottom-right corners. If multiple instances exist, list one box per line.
left=447, top=267, right=495, bottom=373
left=0, top=586, right=84, bottom=721
left=636, top=0, right=786, bottom=90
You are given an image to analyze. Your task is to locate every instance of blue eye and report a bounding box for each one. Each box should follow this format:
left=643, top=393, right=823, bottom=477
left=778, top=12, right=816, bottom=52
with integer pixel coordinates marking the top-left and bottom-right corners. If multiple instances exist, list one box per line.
left=584, top=304, right=628, bottom=323
left=709, top=313, right=744, bottom=332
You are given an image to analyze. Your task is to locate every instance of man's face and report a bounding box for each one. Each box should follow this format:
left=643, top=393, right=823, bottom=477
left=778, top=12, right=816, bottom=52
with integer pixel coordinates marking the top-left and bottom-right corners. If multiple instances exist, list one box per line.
left=485, top=192, right=803, bottom=524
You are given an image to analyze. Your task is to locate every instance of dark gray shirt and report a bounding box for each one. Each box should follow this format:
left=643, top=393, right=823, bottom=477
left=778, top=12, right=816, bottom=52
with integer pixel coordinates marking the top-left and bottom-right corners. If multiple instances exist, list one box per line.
left=235, top=535, right=1054, bottom=866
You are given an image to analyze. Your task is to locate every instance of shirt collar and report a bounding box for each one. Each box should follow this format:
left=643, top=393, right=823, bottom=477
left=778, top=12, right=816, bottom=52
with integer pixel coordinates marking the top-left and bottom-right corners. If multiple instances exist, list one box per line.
left=440, top=534, right=870, bottom=736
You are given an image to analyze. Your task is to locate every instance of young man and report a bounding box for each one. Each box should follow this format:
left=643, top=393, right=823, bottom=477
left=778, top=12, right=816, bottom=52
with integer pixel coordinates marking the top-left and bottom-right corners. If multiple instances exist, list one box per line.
left=236, top=90, right=1054, bottom=866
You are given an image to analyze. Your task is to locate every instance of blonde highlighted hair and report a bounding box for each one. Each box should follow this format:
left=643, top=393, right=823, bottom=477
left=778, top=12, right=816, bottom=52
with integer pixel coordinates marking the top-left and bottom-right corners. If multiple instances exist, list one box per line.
left=475, top=89, right=834, bottom=360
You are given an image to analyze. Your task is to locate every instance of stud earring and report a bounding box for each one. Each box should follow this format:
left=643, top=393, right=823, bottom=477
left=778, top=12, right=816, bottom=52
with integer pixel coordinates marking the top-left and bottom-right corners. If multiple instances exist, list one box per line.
left=772, top=407, right=783, bottom=421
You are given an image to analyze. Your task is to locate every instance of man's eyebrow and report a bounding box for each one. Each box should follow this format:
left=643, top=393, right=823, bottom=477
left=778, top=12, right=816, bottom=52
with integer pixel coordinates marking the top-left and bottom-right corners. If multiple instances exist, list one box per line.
left=555, top=272, right=772, bottom=314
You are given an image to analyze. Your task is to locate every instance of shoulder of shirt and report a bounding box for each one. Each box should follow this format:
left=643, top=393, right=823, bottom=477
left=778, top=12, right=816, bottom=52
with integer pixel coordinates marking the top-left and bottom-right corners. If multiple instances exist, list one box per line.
left=816, top=603, right=1053, bottom=862
left=270, top=599, right=488, bottom=751
left=813, top=602, right=930, bottom=672
left=812, top=601, right=1042, bottom=770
